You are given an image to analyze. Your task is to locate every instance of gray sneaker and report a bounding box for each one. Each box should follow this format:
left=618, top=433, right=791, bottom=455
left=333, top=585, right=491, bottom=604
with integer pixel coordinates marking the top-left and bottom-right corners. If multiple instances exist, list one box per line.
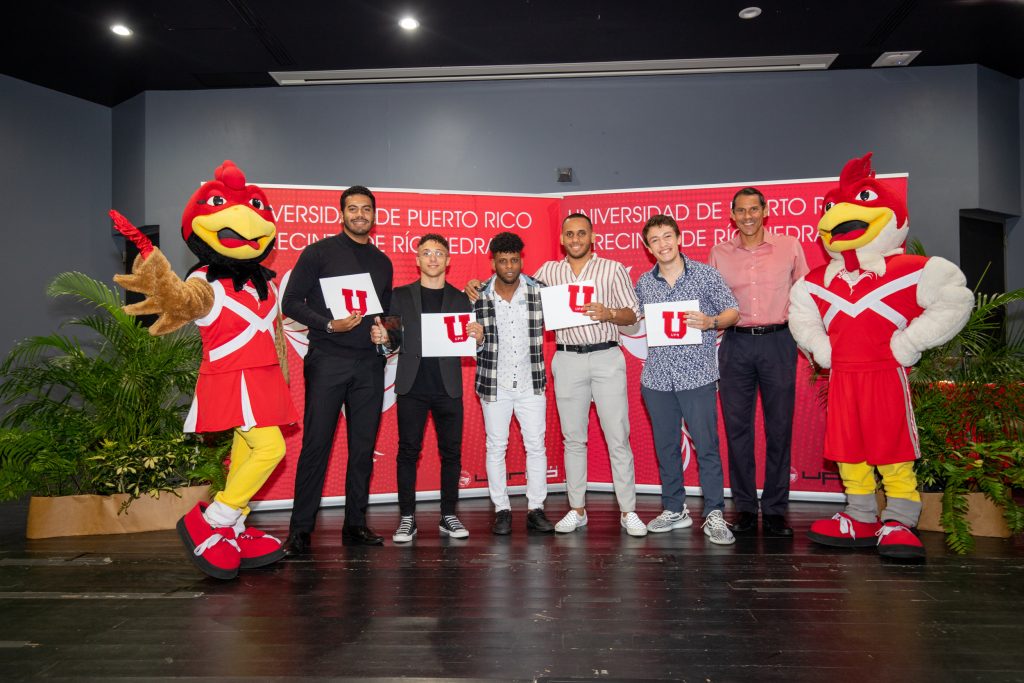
left=702, top=509, right=736, bottom=545
left=647, top=507, right=693, bottom=533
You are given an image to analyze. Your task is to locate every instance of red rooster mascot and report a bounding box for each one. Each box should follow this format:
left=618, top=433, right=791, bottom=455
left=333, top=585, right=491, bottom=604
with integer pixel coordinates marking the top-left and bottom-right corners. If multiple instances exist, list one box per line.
left=789, top=153, right=973, bottom=559
left=112, top=160, right=298, bottom=579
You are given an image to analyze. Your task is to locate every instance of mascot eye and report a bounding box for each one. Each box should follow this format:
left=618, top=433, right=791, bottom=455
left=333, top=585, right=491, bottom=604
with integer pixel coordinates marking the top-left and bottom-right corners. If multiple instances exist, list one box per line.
left=202, top=195, right=227, bottom=207
left=857, top=189, right=879, bottom=201
left=250, top=198, right=267, bottom=210
left=824, top=201, right=835, bottom=211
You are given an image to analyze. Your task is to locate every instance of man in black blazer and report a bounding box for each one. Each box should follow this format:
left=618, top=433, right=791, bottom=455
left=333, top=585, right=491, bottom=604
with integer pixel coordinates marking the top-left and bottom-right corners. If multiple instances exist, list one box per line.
left=371, top=234, right=483, bottom=543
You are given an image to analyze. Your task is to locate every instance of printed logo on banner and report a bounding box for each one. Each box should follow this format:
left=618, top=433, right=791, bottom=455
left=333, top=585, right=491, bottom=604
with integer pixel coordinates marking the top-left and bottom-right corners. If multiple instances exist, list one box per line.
left=444, top=314, right=471, bottom=343
left=567, top=284, right=595, bottom=313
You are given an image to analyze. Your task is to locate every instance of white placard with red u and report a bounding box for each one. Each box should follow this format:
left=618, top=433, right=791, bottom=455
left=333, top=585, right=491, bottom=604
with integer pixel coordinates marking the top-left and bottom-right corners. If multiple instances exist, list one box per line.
left=319, top=273, right=384, bottom=319
left=539, top=280, right=600, bottom=331
left=644, top=300, right=701, bottom=346
left=421, top=312, right=478, bottom=357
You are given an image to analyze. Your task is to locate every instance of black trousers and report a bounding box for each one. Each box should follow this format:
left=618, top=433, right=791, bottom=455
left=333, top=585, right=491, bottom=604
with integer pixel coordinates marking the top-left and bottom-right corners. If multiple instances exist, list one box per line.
left=289, top=347, right=384, bottom=532
left=718, top=328, right=798, bottom=516
left=396, top=392, right=463, bottom=517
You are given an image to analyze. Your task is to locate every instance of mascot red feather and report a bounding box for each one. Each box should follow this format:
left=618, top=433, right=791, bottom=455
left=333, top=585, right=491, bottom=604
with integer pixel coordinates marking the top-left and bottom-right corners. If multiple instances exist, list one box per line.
left=789, top=153, right=973, bottom=559
left=112, top=160, right=298, bottom=579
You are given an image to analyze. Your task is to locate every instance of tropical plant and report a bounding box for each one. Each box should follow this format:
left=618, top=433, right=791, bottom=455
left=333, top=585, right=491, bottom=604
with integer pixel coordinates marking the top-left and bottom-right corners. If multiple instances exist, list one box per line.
left=907, top=239, right=1024, bottom=553
left=0, top=271, right=226, bottom=506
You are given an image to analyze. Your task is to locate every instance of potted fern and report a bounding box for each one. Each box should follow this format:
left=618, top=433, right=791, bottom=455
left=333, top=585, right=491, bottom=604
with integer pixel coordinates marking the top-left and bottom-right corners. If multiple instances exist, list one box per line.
left=0, top=272, right=227, bottom=537
left=907, top=244, right=1024, bottom=553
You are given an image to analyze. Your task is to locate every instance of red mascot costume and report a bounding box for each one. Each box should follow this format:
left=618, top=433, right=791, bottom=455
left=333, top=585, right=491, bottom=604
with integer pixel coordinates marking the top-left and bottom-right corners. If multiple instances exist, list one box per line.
left=789, top=153, right=973, bottom=559
left=112, top=160, right=298, bottom=579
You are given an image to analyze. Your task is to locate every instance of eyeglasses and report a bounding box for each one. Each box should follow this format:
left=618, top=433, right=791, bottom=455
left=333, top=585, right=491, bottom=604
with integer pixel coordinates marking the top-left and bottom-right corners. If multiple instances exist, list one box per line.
left=418, top=249, right=448, bottom=259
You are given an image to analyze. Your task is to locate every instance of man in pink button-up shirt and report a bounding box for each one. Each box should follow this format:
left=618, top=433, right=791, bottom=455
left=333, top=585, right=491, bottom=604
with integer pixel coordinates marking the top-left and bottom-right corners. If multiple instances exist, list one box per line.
left=708, top=187, right=809, bottom=537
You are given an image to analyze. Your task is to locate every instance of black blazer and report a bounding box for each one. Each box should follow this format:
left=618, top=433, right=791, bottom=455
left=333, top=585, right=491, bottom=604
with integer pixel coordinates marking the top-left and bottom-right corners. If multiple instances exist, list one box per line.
left=391, top=281, right=473, bottom=398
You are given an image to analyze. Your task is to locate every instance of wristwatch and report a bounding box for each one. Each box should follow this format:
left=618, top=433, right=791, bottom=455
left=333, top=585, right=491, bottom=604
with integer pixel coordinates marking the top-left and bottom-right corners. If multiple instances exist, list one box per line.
left=712, top=317, right=718, bottom=330
left=326, top=319, right=335, bottom=334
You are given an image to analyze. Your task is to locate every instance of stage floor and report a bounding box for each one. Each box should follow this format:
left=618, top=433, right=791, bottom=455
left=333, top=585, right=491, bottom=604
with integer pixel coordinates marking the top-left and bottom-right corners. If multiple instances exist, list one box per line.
left=2, top=493, right=1023, bottom=682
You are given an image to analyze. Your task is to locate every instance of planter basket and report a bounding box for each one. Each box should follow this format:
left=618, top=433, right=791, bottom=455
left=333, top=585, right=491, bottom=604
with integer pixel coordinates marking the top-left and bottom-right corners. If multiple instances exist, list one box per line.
left=26, top=485, right=211, bottom=539
left=917, top=491, right=1012, bottom=538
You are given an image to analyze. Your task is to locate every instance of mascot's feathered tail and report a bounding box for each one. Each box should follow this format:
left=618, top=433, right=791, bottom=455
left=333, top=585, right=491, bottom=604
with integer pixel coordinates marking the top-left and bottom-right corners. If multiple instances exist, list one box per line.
left=788, top=153, right=973, bottom=560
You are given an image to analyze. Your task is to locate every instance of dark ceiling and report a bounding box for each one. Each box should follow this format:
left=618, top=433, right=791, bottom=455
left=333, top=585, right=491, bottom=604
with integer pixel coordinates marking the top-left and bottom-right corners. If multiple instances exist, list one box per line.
left=4, top=0, right=1024, bottom=107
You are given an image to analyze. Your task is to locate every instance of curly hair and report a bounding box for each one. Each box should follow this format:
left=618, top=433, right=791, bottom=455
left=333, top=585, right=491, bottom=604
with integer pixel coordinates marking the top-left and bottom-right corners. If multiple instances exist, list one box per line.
left=488, top=231, right=524, bottom=256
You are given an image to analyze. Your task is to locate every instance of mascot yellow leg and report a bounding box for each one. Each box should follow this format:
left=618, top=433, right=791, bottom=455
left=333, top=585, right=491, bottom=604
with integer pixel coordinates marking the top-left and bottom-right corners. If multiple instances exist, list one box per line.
left=199, top=426, right=289, bottom=571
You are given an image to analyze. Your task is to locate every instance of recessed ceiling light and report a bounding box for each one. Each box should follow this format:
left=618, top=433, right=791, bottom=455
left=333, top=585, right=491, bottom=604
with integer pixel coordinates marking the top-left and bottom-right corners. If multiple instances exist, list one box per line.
left=110, top=24, right=133, bottom=37
left=872, top=50, right=921, bottom=67
left=399, top=16, right=419, bottom=31
left=738, top=7, right=762, bottom=20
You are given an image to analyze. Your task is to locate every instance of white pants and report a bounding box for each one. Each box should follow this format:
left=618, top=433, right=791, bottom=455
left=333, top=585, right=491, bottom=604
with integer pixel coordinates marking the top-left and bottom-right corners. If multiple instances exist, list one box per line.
left=480, top=387, right=548, bottom=511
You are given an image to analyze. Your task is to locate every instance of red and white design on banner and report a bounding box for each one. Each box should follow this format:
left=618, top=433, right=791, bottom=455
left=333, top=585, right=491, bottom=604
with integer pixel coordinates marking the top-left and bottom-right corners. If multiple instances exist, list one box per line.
left=247, top=175, right=906, bottom=505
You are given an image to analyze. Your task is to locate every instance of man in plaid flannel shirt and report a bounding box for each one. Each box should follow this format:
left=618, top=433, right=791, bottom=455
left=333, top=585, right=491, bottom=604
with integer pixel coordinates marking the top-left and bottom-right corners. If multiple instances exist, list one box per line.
left=473, top=231, right=551, bottom=535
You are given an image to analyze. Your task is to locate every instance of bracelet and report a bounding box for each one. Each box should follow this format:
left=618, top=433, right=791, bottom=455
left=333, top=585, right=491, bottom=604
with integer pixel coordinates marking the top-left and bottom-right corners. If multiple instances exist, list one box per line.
left=712, top=317, right=718, bottom=330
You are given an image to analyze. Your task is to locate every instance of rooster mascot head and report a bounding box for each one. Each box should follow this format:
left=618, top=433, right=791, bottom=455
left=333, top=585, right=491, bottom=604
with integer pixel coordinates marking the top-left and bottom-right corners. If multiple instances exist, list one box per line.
left=181, top=160, right=277, bottom=300
left=817, top=152, right=908, bottom=274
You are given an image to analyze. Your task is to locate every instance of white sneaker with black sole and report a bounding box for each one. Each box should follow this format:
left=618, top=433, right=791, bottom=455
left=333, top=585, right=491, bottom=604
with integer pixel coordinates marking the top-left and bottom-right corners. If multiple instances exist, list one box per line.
left=439, top=514, right=469, bottom=539
left=702, top=509, right=736, bottom=545
left=393, top=515, right=417, bottom=543
left=646, top=507, right=693, bottom=533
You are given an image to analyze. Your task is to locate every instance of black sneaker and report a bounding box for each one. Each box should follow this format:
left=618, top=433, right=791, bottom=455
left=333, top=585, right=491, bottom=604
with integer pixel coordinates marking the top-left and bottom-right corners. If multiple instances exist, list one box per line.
left=439, top=514, right=469, bottom=539
left=526, top=508, right=555, bottom=533
left=492, top=509, right=512, bottom=535
left=392, top=515, right=416, bottom=543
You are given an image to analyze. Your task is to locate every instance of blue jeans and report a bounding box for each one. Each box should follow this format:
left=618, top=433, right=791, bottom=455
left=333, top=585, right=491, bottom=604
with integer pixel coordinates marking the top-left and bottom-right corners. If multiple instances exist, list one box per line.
left=641, top=381, right=725, bottom=514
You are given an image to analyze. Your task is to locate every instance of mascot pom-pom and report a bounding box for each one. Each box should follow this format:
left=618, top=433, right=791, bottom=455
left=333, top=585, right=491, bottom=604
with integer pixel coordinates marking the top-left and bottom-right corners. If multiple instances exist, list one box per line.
left=112, top=160, right=298, bottom=579
left=789, top=153, right=973, bottom=559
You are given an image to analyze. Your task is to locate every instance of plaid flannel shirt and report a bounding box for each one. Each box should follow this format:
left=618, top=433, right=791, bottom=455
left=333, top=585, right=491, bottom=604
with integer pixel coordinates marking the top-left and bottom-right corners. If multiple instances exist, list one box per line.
left=474, top=274, right=547, bottom=402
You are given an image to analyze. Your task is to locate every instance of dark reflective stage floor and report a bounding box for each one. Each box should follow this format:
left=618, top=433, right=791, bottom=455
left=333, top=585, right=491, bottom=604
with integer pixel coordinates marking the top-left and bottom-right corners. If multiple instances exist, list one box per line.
left=2, top=494, right=1023, bottom=682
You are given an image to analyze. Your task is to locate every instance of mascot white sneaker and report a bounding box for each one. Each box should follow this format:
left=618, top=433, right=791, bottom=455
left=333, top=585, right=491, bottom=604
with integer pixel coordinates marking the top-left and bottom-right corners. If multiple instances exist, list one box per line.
left=789, top=153, right=973, bottom=559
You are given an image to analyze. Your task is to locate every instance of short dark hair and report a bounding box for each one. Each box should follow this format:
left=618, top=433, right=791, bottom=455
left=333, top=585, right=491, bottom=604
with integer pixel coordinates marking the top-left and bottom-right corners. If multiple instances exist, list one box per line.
left=489, top=231, right=524, bottom=256
left=340, top=185, right=376, bottom=212
left=418, top=233, right=449, bottom=252
left=562, top=212, right=593, bottom=230
left=731, top=187, right=766, bottom=209
left=641, top=214, right=680, bottom=246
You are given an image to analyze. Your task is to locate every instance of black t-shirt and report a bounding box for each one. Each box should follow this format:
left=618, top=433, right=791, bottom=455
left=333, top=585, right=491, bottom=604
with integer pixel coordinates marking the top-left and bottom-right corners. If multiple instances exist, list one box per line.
left=410, top=285, right=444, bottom=395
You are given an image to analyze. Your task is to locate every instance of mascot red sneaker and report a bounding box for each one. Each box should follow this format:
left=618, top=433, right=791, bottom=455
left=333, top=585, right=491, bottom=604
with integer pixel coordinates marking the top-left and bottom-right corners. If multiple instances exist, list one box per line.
left=112, top=160, right=298, bottom=579
left=789, top=153, right=973, bottom=560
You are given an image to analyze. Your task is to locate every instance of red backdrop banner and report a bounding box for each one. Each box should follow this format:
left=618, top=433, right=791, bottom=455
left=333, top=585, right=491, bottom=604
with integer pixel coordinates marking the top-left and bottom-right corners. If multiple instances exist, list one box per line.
left=247, top=175, right=907, bottom=505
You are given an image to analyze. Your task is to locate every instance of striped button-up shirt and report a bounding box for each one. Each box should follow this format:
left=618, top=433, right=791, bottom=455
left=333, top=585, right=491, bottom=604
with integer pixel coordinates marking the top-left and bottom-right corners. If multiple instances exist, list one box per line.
left=533, top=254, right=640, bottom=345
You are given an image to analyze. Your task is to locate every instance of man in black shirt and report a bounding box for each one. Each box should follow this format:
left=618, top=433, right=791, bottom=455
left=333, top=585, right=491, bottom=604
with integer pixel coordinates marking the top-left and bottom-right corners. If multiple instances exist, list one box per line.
left=282, top=185, right=393, bottom=549
left=371, top=234, right=483, bottom=543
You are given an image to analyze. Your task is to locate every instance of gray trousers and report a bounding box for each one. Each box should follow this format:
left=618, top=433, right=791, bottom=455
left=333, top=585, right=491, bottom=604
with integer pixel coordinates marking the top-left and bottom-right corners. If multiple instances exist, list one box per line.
left=551, top=347, right=637, bottom=512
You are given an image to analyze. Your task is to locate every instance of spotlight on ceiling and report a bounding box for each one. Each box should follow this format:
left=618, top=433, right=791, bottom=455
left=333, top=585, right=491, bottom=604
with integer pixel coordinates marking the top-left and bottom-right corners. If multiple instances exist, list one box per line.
left=738, top=7, right=762, bottom=20
left=110, top=23, right=133, bottom=37
left=872, top=50, right=922, bottom=68
left=399, top=16, right=420, bottom=31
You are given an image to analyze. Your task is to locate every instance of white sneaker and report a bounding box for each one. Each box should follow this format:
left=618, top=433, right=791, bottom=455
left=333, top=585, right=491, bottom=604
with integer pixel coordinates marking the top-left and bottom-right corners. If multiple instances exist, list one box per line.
left=646, top=507, right=693, bottom=533
left=392, top=515, right=417, bottom=543
left=555, top=510, right=588, bottom=533
left=620, top=512, right=648, bottom=537
left=702, top=509, right=736, bottom=545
